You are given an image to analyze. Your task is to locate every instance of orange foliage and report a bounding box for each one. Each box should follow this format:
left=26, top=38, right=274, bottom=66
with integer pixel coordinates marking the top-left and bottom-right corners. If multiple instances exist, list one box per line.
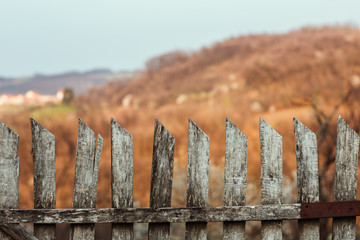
left=2, top=26, right=360, bottom=214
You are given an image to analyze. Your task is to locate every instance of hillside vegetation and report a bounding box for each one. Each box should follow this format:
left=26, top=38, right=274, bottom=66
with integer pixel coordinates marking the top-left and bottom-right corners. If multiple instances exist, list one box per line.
left=3, top=26, right=360, bottom=232
left=73, top=26, right=360, bottom=208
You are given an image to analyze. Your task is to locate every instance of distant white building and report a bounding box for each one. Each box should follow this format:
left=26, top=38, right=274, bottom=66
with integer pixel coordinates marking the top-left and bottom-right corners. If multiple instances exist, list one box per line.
left=56, top=89, right=65, bottom=101
left=0, top=89, right=65, bottom=106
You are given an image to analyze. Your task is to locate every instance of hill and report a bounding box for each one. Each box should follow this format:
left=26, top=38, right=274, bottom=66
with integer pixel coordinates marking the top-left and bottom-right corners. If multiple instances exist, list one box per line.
left=3, top=27, right=360, bottom=238
left=74, top=26, right=360, bottom=209
left=0, top=69, right=138, bottom=95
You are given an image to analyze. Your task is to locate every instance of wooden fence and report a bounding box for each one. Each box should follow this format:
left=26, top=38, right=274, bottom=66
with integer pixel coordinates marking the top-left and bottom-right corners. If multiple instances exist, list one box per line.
left=0, top=115, right=359, bottom=239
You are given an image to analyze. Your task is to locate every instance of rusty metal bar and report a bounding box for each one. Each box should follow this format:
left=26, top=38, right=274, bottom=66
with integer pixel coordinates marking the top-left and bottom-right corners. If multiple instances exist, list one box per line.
left=301, top=201, right=360, bottom=219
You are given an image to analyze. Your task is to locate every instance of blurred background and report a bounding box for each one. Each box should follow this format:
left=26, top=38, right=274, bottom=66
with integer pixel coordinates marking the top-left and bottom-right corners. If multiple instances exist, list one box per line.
left=1, top=0, right=360, bottom=239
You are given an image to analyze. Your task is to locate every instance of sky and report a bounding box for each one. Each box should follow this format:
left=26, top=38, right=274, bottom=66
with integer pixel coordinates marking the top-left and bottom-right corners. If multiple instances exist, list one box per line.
left=1, top=0, right=360, bottom=77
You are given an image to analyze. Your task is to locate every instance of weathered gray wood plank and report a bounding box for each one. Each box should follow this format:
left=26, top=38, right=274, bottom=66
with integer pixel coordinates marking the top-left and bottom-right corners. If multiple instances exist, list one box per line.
left=332, top=116, right=359, bottom=240
left=111, top=118, right=134, bottom=240
left=223, top=118, right=247, bottom=240
left=148, top=119, right=175, bottom=240
left=0, top=120, right=20, bottom=240
left=0, top=204, right=303, bottom=223
left=91, top=133, right=103, bottom=204
left=260, top=118, right=282, bottom=240
left=31, top=118, right=56, bottom=240
left=186, top=119, right=209, bottom=240
left=71, top=119, right=103, bottom=240
left=293, top=118, right=320, bottom=240
left=0, top=224, right=39, bottom=240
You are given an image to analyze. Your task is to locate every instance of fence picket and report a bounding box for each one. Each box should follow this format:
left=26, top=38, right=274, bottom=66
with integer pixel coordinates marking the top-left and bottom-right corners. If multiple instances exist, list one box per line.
left=223, top=119, right=247, bottom=240
left=185, top=119, right=209, bottom=240
left=260, top=118, right=283, bottom=239
left=332, top=116, right=359, bottom=240
left=293, top=118, right=320, bottom=239
left=31, top=119, right=56, bottom=240
left=0, top=121, right=20, bottom=240
left=1, top=116, right=360, bottom=239
left=111, top=118, right=134, bottom=240
left=71, top=119, right=103, bottom=240
left=0, top=224, right=39, bottom=240
left=148, top=119, right=175, bottom=239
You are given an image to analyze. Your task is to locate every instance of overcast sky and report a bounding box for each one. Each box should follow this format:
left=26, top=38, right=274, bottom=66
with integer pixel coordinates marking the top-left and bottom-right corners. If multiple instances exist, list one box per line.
left=1, top=0, right=360, bottom=77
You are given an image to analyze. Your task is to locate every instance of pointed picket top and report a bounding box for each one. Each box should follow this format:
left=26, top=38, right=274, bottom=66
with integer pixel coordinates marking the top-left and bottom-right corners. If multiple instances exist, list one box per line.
left=111, top=117, right=133, bottom=208
left=293, top=118, right=317, bottom=149
left=260, top=117, right=281, bottom=140
left=0, top=120, right=19, bottom=144
left=260, top=117, right=282, bottom=204
left=0, top=121, right=20, bottom=239
left=187, top=118, right=209, bottom=208
left=111, top=117, right=134, bottom=239
left=336, top=115, right=359, bottom=153
left=30, top=117, right=56, bottom=209
left=224, top=118, right=248, bottom=206
left=337, top=114, right=351, bottom=128
left=111, top=117, right=132, bottom=140
left=78, top=118, right=95, bottom=139
left=152, top=119, right=175, bottom=154
left=226, top=118, right=247, bottom=142
left=188, top=118, right=209, bottom=160
left=149, top=119, right=175, bottom=239
left=293, top=118, right=320, bottom=240
left=73, top=118, right=102, bottom=208
left=77, top=118, right=103, bottom=180
left=293, top=118, right=319, bottom=203
left=0, top=120, right=20, bottom=210
left=72, top=119, right=103, bottom=239
left=293, top=117, right=317, bottom=150
left=30, top=118, right=56, bottom=239
left=293, top=117, right=316, bottom=140
left=186, top=118, right=209, bottom=240
left=0, top=120, right=19, bottom=178
left=332, top=115, right=359, bottom=240
left=334, top=114, right=359, bottom=201
left=30, top=118, right=55, bottom=139
left=260, top=117, right=283, bottom=239
left=150, top=119, right=175, bottom=208
left=188, top=118, right=209, bottom=139
left=154, top=118, right=171, bottom=136
left=224, top=118, right=248, bottom=240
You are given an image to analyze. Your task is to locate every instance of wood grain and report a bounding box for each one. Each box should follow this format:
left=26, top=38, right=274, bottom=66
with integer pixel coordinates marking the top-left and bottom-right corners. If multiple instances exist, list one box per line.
left=148, top=119, right=175, bottom=240
left=0, top=224, right=39, bottom=240
left=0, top=120, right=20, bottom=239
left=332, top=116, right=359, bottom=240
left=0, top=204, right=303, bottom=224
left=260, top=118, right=282, bottom=240
left=294, top=118, right=319, bottom=240
left=223, top=119, right=247, bottom=240
left=111, top=118, right=134, bottom=240
left=71, top=119, right=103, bottom=240
left=186, top=119, right=209, bottom=240
left=1, top=116, right=359, bottom=240
left=31, top=118, right=57, bottom=240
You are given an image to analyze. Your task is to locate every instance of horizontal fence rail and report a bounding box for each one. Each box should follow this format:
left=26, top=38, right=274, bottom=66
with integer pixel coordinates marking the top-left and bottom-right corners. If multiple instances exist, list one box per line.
left=0, top=115, right=359, bottom=239
left=1, top=201, right=360, bottom=224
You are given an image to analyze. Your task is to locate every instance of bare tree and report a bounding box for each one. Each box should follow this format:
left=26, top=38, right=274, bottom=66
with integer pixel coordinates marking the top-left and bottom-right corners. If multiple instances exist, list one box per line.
left=311, top=84, right=360, bottom=239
